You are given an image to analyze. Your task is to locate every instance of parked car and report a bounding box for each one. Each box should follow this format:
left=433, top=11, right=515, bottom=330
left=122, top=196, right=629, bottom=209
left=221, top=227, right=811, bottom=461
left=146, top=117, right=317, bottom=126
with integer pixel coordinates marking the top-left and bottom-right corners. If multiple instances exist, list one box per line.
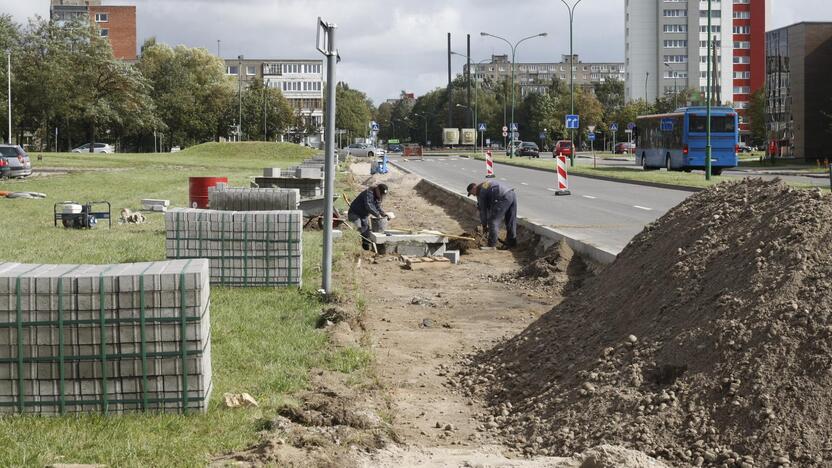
left=505, top=140, right=524, bottom=156
left=387, top=144, right=404, bottom=154
left=553, top=140, right=573, bottom=157
left=71, top=143, right=115, bottom=154
left=518, top=142, right=540, bottom=158
left=614, top=142, right=636, bottom=154
left=0, top=145, right=32, bottom=178
left=737, top=144, right=754, bottom=153
left=339, top=143, right=385, bottom=158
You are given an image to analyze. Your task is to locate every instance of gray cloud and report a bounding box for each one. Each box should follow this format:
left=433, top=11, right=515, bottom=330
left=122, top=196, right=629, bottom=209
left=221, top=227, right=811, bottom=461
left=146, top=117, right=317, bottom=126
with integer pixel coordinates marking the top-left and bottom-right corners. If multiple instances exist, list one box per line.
left=2, top=0, right=830, bottom=103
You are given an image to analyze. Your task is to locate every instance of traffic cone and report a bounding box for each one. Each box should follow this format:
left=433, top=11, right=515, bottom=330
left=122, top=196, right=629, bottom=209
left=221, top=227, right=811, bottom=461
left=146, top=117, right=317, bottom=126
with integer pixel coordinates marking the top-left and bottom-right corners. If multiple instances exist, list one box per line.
left=555, top=155, right=571, bottom=196
left=486, top=150, right=495, bottom=178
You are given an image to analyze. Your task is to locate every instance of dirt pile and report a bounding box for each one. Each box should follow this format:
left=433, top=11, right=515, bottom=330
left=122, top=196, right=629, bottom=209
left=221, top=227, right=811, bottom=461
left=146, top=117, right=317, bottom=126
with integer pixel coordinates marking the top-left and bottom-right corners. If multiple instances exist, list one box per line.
left=464, top=179, right=832, bottom=467
left=493, top=240, right=591, bottom=295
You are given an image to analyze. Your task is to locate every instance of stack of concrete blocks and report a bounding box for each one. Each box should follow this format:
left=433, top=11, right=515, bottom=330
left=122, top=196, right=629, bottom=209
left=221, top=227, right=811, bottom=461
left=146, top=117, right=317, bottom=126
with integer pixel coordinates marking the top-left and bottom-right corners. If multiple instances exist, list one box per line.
left=208, top=184, right=300, bottom=212
left=165, top=208, right=303, bottom=288
left=253, top=166, right=324, bottom=199
left=0, top=260, right=212, bottom=415
left=141, top=199, right=170, bottom=213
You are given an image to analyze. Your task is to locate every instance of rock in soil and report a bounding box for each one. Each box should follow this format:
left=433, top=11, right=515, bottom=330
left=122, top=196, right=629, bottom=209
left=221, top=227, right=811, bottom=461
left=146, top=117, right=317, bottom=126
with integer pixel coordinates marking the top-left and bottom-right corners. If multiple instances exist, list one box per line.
left=465, top=179, right=832, bottom=467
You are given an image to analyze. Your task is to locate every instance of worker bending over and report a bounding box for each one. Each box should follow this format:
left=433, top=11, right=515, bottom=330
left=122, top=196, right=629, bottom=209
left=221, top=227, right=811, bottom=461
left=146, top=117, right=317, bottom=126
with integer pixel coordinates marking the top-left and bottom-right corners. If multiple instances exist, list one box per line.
left=467, top=180, right=518, bottom=249
left=348, top=184, right=390, bottom=250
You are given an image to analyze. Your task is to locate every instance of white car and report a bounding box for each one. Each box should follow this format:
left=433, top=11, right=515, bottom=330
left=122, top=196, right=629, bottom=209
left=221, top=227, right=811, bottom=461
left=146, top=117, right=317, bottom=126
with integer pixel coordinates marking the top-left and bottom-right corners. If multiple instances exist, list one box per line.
left=339, top=143, right=384, bottom=158
left=71, top=143, right=115, bottom=154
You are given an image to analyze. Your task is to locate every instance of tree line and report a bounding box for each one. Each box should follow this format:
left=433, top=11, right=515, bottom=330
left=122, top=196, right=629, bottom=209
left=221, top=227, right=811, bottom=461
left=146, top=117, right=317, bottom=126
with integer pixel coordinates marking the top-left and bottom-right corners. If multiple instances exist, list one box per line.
left=0, top=15, right=298, bottom=152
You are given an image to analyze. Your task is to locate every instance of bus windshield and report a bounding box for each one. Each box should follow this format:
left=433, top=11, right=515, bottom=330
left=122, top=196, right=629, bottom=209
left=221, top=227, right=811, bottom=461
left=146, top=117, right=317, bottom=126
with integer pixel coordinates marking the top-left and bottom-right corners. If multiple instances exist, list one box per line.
left=688, top=115, right=736, bottom=133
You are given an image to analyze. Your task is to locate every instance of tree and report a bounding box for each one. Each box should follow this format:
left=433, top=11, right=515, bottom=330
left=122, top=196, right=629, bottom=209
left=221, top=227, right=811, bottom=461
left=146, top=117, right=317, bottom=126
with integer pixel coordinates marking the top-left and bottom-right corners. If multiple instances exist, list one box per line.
left=333, top=83, right=374, bottom=139
left=137, top=39, right=234, bottom=146
left=747, top=88, right=767, bottom=147
left=239, top=78, right=293, bottom=141
left=594, top=79, right=625, bottom=118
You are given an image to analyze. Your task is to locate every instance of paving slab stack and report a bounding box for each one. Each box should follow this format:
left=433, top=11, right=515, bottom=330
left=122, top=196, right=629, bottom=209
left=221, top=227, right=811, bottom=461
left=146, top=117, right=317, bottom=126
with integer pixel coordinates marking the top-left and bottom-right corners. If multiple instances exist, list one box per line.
left=0, top=259, right=212, bottom=415
left=208, top=184, right=300, bottom=212
left=165, top=208, right=303, bottom=288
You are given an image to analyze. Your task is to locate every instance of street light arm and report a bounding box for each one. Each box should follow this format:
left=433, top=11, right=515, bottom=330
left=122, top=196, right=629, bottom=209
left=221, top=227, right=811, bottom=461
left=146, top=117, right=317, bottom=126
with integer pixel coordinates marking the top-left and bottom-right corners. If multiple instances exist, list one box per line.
left=481, top=32, right=512, bottom=52
left=516, top=33, right=549, bottom=53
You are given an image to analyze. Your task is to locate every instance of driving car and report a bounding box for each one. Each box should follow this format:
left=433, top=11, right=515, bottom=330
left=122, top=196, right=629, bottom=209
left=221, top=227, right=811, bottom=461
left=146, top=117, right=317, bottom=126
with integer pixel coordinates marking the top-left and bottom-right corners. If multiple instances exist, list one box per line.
left=518, top=142, right=540, bottom=158
left=553, top=140, right=573, bottom=157
left=339, top=143, right=385, bottom=158
left=614, top=142, right=636, bottom=154
left=387, top=144, right=404, bottom=154
left=0, top=145, right=32, bottom=178
left=71, top=143, right=115, bottom=154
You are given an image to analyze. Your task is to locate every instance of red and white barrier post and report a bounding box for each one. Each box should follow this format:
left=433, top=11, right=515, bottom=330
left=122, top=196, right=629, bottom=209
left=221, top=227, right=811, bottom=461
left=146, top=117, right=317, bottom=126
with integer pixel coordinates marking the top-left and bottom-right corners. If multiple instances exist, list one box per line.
left=555, top=155, right=571, bottom=196
left=486, top=150, right=495, bottom=178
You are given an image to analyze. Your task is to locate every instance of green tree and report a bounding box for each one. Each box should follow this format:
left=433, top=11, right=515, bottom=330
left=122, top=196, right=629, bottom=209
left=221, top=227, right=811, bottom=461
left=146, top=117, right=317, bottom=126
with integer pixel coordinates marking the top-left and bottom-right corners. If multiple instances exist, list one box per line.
left=137, top=39, right=234, bottom=146
left=333, top=82, right=374, bottom=139
left=747, top=88, right=767, bottom=146
left=239, top=78, right=293, bottom=141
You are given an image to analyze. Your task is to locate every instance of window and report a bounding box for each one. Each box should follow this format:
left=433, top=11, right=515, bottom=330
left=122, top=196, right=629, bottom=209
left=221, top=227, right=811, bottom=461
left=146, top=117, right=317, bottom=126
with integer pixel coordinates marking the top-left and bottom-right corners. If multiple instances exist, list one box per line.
left=664, top=40, right=688, bottom=48
left=664, top=55, right=688, bottom=63
left=246, top=65, right=256, bottom=76
left=663, top=9, right=687, bottom=17
left=227, top=66, right=239, bottom=75
left=95, top=13, right=108, bottom=22
left=733, top=26, right=751, bottom=34
left=99, top=29, right=109, bottom=37
left=689, top=115, right=736, bottom=133
left=663, top=24, right=688, bottom=33
left=733, top=11, right=750, bottom=19
left=734, top=41, right=750, bottom=49
left=733, top=56, right=751, bottom=64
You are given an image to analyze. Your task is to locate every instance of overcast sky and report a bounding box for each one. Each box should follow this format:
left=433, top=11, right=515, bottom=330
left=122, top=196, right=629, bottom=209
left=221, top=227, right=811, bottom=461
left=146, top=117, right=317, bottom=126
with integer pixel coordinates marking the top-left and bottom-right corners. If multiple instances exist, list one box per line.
left=2, top=0, right=830, bottom=104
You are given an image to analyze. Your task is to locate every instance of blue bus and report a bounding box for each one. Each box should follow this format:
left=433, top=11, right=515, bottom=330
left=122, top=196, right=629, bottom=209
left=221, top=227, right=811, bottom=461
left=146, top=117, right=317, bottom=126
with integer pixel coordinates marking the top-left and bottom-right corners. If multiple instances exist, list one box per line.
left=635, top=107, right=739, bottom=175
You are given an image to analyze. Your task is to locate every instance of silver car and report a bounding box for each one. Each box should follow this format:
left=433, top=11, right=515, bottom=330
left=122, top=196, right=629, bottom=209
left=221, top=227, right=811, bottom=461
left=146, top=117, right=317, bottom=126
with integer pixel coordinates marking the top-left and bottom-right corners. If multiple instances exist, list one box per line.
left=339, top=143, right=385, bottom=158
left=71, top=143, right=115, bottom=154
left=0, top=145, right=32, bottom=178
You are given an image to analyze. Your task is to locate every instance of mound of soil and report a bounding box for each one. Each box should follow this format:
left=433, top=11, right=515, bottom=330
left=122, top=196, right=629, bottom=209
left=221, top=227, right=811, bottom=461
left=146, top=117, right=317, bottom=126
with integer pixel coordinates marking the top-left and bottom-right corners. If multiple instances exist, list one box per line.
left=493, top=241, right=591, bottom=295
left=464, top=179, right=832, bottom=467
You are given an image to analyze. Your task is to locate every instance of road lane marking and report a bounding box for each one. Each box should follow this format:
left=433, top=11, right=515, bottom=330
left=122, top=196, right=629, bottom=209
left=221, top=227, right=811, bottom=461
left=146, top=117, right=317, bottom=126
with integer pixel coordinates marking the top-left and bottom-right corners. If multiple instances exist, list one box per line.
left=500, top=178, right=507, bottom=181
left=633, top=205, right=653, bottom=211
left=547, top=188, right=557, bottom=192
left=582, top=195, right=597, bottom=199
left=521, top=182, right=529, bottom=186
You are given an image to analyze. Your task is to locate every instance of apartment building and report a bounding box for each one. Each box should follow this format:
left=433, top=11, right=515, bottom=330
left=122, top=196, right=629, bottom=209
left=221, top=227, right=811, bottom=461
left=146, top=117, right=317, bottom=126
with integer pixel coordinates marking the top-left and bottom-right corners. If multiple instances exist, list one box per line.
left=465, top=54, right=625, bottom=97
left=731, top=0, right=768, bottom=135
left=766, top=23, right=832, bottom=161
left=50, top=0, right=137, bottom=61
left=225, top=58, right=325, bottom=147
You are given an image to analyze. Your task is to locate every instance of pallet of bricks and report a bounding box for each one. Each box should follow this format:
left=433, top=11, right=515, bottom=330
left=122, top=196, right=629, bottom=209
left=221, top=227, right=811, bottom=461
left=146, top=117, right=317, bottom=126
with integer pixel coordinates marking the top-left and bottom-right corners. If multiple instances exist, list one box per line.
left=208, top=184, right=300, bottom=211
left=165, top=208, right=303, bottom=287
left=0, top=259, right=212, bottom=415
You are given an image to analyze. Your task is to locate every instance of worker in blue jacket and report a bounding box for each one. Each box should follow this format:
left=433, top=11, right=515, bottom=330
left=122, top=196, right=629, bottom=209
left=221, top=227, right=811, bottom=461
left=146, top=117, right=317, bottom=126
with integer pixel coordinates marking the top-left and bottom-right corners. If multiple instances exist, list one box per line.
left=467, top=181, right=517, bottom=249
left=348, top=184, right=390, bottom=250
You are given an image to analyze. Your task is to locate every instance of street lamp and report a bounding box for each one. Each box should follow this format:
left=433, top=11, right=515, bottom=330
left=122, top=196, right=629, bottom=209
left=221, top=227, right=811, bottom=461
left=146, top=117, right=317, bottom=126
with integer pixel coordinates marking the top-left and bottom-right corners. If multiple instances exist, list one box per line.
left=6, top=49, right=10, bottom=145
left=237, top=54, right=244, bottom=141
left=560, top=0, right=583, bottom=166
left=451, top=53, right=493, bottom=137
left=664, top=62, right=678, bottom=109
left=455, top=104, right=474, bottom=129
left=481, top=31, right=548, bottom=158
left=705, top=0, right=713, bottom=181
left=413, top=112, right=432, bottom=147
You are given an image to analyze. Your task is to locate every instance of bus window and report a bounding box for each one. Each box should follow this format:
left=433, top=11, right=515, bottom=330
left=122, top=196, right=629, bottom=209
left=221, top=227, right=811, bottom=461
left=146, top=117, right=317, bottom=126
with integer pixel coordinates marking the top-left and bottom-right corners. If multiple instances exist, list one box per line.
left=689, top=115, right=736, bottom=133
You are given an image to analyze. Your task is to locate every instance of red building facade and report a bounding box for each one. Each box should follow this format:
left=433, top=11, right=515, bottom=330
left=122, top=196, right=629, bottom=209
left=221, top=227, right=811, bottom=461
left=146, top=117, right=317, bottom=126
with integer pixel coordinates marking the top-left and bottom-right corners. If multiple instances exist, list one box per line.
left=87, top=5, right=137, bottom=61
left=733, top=0, right=767, bottom=137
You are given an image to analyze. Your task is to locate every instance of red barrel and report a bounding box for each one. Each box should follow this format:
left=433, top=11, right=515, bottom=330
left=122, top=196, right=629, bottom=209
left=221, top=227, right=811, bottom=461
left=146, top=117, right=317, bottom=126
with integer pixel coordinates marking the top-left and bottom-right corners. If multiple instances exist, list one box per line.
left=189, top=177, right=228, bottom=208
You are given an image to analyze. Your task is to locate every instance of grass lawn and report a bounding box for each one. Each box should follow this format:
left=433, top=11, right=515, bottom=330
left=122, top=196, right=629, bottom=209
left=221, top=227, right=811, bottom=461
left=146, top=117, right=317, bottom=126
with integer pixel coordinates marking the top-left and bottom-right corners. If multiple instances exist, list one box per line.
left=0, top=142, right=370, bottom=467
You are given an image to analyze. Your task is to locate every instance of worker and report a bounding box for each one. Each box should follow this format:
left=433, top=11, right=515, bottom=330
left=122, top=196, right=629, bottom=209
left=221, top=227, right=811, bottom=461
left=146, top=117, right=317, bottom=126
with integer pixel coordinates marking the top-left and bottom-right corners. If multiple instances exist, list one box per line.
left=467, top=180, right=517, bottom=249
left=348, top=184, right=390, bottom=250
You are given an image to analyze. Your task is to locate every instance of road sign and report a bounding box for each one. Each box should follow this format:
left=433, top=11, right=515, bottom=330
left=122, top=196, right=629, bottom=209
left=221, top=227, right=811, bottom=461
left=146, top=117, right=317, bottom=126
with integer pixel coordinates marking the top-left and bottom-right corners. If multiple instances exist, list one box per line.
left=388, top=139, right=400, bottom=144
left=566, top=114, right=580, bottom=130
left=587, top=125, right=596, bottom=133
left=588, top=132, right=596, bottom=142
left=510, top=123, right=518, bottom=132
left=627, top=122, right=636, bottom=131
left=502, top=126, right=508, bottom=132
left=486, top=138, right=491, bottom=146
left=610, top=123, right=618, bottom=132
left=661, top=118, right=674, bottom=132
left=371, top=121, right=380, bottom=132
left=625, top=129, right=633, bottom=134
left=539, top=132, right=547, bottom=140
left=502, top=131, right=508, bottom=137
left=478, top=123, right=487, bottom=132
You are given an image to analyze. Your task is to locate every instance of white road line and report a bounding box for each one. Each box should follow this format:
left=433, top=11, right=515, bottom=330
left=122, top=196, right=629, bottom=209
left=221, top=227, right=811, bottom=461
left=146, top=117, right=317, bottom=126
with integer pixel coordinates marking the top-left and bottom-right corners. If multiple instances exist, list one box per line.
left=633, top=205, right=653, bottom=211
left=500, top=178, right=507, bottom=181
left=582, top=195, right=597, bottom=199
left=546, top=188, right=557, bottom=192
left=520, top=182, right=529, bottom=186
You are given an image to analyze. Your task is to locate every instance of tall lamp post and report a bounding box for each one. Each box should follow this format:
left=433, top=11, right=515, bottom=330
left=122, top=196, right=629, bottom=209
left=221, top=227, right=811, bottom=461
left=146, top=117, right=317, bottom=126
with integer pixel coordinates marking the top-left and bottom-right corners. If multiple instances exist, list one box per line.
left=705, top=0, right=713, bottom=181
left=450, top=53, right=492, bottom=133
left=413, top=112, right=432, bottom=147
left=664, top=62, right=678, bottom=109
left=6, top=49, right=11, bottom=145
left=481, top=32, right=548, bottom=158
left=237, top=55, right=244, bottom=141
left=560, top=0, right=583, bottom=166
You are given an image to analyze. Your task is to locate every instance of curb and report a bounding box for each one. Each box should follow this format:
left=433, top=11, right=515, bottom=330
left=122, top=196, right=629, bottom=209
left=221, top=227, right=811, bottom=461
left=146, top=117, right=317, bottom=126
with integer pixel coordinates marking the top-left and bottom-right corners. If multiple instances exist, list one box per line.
left=391, top=160, right=618, bottom=265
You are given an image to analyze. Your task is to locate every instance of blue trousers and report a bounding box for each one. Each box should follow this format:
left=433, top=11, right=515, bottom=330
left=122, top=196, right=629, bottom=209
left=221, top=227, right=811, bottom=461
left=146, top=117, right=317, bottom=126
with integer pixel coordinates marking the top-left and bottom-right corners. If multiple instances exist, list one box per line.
left=487, top=190, right=517, bottom=247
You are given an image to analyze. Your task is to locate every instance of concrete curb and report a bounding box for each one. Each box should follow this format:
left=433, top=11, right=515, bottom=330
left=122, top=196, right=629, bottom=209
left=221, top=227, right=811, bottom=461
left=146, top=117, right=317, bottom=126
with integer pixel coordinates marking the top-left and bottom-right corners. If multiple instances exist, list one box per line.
left=391, top=160, right=618, bottom=265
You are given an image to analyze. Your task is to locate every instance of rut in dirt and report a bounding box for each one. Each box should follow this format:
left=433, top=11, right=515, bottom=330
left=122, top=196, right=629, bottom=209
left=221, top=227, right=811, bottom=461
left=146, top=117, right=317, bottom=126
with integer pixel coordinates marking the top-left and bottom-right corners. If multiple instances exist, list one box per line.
left=464, top=179, right=832, bottom=467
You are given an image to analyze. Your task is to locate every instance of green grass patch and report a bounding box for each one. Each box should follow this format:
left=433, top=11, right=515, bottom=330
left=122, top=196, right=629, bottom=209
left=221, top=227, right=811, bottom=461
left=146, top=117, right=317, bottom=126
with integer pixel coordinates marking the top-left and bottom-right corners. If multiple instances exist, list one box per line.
left=0, top=143, right=368, bottom=467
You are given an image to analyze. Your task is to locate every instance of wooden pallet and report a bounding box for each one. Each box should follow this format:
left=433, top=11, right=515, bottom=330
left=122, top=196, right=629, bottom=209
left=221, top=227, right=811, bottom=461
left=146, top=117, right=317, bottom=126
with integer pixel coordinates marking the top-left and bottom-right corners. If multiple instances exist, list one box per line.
left=401, top=255, right=452, bottom=270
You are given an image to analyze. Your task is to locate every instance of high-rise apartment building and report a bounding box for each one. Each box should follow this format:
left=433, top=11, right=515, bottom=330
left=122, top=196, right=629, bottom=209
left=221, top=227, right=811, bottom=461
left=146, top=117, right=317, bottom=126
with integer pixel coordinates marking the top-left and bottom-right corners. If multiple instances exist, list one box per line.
left=625, top=1, right=767, bottom=107
left=224, top=58, right=325, bottom=147
left=50, top=0, right=137, bottom=61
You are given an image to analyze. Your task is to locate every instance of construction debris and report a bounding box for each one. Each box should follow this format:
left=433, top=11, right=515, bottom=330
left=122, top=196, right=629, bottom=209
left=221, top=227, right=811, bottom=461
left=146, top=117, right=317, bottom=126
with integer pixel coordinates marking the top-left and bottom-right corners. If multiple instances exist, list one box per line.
left=223, top=393, right=259, bottom=409
left=120, top=208, right=146, bottom=224
left=141, top=199, right=170, bottom=212
left=463, top=179, right=832, bottom=466
left=4, top=192, right=47, bottom=199
left=401, top=255, right=452, bottom=270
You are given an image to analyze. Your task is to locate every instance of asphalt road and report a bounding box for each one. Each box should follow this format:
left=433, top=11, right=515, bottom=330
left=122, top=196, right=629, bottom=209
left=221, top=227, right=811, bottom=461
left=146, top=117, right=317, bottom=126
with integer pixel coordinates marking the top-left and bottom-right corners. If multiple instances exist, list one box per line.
left=390, top=155, right=691, bottom=255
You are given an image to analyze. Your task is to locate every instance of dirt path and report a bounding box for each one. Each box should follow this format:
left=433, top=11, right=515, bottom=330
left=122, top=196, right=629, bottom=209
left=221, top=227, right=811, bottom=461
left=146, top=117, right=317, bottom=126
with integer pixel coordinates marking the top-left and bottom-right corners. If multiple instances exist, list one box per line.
left=348, top=164, right=571, bottom=466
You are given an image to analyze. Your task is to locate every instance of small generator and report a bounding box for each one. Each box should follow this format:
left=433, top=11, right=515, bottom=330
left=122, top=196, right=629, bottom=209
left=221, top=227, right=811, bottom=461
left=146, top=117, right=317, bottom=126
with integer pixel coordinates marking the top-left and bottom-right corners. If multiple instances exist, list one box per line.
left=54, top=201, right=112, bottom=229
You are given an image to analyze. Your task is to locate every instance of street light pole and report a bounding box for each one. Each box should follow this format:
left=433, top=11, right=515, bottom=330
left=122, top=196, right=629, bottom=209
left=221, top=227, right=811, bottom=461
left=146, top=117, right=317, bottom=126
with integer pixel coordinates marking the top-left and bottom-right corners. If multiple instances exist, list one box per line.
left=6, top=49, right=10, bottom=145
left=238, top=55, right=244, bottom=141
left=451, top=53, right=492, bottom=137
left=317, top=18, right=338, bottom=296
left=705, top=0, right=713, bottom=181
left=664, top=62, right=678, bottom=109
left=481, top=32, right=548, bottom=159
left=560, top=0, right=583, bottom=166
